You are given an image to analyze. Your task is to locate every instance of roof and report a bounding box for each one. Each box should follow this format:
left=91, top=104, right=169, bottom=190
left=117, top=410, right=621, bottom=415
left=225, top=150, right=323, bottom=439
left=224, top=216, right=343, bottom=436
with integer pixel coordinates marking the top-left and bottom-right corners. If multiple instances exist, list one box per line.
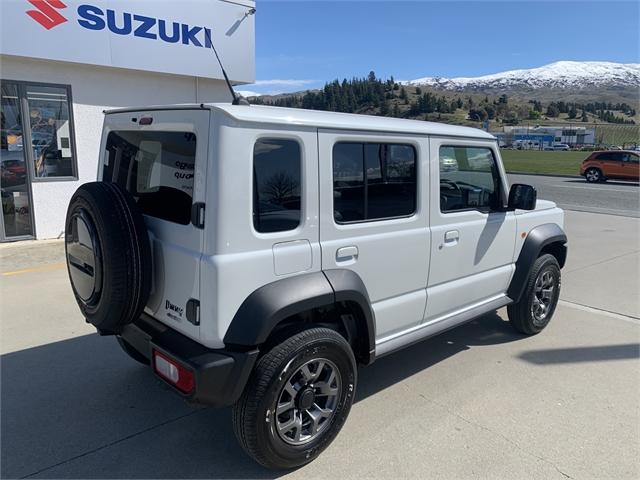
left=105, top=103, right=495, bottom=140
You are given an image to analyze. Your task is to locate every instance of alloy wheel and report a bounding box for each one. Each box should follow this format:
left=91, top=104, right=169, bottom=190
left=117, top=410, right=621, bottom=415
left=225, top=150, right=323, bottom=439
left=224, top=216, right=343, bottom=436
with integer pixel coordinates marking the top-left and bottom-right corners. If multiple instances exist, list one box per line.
left=531, top=270, right=555, bottom=325
left=275, top=358, right=341, bottom=446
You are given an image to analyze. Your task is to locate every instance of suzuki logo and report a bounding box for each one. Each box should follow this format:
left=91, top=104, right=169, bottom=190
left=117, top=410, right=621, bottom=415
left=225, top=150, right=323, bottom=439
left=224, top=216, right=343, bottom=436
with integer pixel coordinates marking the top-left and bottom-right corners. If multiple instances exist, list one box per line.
left=26, top=0, right=68, bottom=30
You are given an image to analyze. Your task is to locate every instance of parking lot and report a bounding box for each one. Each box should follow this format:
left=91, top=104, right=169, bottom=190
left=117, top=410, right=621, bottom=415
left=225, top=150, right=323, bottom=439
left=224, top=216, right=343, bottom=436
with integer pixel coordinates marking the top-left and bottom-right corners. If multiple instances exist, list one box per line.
left=1, top=207, right=639, bottom=479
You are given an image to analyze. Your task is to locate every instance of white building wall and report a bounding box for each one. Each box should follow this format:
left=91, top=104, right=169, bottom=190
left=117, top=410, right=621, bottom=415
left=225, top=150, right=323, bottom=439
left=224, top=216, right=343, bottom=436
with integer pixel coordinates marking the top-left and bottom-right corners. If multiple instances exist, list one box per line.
left=1, top=54, right=230, bottom=239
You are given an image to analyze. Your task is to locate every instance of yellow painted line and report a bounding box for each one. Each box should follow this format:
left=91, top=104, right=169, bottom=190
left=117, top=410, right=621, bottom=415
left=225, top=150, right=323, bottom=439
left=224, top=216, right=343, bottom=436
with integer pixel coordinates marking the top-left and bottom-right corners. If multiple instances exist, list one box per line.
left=1, top=262, right=66, bottom=277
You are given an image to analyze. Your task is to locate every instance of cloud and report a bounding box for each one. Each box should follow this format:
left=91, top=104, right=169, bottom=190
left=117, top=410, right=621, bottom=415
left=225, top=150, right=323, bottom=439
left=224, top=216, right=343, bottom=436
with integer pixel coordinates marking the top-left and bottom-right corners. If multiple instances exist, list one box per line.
left=252, top=79, right=316, bottom=87
left=236, top=90, right=261, bottom=98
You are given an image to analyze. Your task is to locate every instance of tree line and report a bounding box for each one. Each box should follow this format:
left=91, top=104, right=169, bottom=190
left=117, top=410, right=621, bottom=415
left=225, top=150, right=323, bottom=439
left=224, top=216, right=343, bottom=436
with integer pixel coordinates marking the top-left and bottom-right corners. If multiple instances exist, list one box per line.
left=251, top=72, right=636, bottom=125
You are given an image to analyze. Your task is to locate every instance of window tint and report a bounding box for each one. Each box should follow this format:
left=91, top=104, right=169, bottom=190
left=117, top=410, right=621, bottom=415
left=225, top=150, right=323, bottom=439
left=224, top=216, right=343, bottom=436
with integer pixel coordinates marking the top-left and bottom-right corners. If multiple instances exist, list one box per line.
left=439, top=146, right=501, bottom=213
left=253, top=139, right=302, bottom=233
left=596, top=152, right=621, bottom=161
left=622, top=153, right=639, bottom=163
left=333, top=142, right=416, bottom=223
left=103, top=131, right=196, bottom=225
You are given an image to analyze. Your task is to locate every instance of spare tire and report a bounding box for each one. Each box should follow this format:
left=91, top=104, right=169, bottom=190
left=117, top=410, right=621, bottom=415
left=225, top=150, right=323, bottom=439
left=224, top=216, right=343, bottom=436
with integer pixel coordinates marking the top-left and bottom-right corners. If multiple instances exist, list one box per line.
left=65, top=182, right=151, bottom=334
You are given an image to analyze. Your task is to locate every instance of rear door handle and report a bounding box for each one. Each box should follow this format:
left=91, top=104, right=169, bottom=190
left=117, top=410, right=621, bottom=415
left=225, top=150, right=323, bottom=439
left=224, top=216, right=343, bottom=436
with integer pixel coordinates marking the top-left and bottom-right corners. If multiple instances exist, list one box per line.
left=444, top=230, right=459, bottom=243
left=336, top=246, right=359, bottom=262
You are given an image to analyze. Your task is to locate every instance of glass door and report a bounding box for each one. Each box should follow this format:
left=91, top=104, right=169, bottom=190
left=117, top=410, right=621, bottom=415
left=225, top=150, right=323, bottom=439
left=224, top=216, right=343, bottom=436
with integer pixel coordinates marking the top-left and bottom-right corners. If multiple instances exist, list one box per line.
left=1, top=82, right=35, bottom=240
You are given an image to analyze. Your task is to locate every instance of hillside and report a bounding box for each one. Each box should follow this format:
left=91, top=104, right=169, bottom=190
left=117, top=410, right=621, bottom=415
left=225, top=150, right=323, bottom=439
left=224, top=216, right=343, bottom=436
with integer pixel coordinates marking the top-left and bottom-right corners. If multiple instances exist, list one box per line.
left=248, top=62, right=639, bottom=144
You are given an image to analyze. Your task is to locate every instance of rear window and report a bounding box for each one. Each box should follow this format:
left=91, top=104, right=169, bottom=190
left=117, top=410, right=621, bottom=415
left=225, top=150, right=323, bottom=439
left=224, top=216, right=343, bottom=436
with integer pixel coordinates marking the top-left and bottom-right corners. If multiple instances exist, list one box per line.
left=103, top=131, right=196, bottom=225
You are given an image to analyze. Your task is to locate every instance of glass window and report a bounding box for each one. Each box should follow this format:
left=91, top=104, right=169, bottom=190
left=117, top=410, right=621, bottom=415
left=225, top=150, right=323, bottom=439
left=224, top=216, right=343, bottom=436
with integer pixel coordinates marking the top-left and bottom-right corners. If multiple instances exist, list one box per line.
left=103, top=131, right=197, bottom=225
left=253, top=138, right=302, bottom=233
left=333, top=142, right=416, bottom=223
left=439, top=146, right=502, bottom=213
left=596, top=152, right=621, bottom=161
left=25, top=85, right=76, bottom=178
left=1, top=82, right=34, bottom=238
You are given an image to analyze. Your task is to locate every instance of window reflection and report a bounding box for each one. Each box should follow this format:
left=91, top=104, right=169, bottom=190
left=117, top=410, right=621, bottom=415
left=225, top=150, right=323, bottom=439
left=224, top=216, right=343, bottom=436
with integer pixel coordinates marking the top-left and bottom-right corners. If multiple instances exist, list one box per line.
left=26, top=85, right=75, bottom=178
left=1, top=82, right=33, bottom=238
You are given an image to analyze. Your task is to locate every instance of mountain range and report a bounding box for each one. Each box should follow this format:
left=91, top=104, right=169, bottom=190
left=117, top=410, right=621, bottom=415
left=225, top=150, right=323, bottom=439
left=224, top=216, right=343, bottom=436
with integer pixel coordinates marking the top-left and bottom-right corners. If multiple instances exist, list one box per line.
left=246, top=61, right=639, bottom=105
left=400, top=61, right=639, bottom=103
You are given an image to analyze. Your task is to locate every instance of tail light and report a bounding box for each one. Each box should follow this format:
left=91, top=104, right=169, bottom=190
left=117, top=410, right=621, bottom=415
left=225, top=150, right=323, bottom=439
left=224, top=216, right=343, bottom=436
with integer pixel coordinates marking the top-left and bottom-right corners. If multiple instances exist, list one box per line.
left=153, top=350, right=194, bottom=393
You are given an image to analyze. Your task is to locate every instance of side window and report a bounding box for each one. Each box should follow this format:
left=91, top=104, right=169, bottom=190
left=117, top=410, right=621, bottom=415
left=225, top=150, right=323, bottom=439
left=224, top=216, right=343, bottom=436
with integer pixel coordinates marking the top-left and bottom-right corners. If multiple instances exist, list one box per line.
left=439, top=146, right=502, bottom=213
left=253, top=138, right=302, bottom=233
left=333, top=142, right=416, bottom=223
left=597, top=152, right=618, bottom=161
left=629, top=154, right=640, bottom=164
left=103, top=131, right=196, bottom=225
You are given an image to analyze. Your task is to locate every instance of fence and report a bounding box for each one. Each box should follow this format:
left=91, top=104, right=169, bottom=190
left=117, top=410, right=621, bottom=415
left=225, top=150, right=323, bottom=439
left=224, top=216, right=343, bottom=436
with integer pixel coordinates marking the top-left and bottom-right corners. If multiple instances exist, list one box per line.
left=489, top=123, right=639, bottom=149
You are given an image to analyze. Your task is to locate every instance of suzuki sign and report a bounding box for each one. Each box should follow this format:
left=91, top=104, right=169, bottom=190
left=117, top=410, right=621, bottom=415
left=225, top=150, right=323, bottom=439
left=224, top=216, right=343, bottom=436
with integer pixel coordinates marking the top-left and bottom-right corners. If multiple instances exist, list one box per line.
left=1, top=0, right=255, bottom=83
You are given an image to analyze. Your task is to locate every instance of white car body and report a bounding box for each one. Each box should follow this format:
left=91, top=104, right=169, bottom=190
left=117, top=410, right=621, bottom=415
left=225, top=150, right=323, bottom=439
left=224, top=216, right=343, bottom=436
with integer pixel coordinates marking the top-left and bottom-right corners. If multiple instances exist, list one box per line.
left=99, top=104, right=564, bottom=355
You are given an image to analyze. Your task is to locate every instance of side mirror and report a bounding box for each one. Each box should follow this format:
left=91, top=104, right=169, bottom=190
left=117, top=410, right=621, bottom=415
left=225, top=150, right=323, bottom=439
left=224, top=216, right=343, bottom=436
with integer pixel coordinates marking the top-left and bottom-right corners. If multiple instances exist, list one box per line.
left=508, top=183, right=537, bottom=211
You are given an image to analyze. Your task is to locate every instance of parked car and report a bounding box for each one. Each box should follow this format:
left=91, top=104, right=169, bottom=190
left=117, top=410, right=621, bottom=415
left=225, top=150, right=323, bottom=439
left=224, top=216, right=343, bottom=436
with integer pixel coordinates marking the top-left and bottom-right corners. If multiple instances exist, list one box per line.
left=65, top=103, right=567, bottom=469
left=580, top=150, right=640, bottom=182
left=552, top=143, right=570, bottom=151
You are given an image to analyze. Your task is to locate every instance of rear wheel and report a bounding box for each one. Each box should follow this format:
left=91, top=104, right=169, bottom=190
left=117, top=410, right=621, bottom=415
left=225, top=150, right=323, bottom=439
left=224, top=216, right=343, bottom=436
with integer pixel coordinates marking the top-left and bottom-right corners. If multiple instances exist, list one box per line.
left=585, top=167, right=604, bottom=183
left=232, top=328, right=356, bottom=470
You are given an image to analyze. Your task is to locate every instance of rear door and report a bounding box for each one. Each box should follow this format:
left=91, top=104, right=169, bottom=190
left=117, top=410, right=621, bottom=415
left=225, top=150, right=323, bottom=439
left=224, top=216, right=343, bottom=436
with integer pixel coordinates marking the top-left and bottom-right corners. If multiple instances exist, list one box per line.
left=596, top=152, right=624, bottom=178
left=318, top=129, right=429, bottom=342
left=100, top=109, right=210, bottom=341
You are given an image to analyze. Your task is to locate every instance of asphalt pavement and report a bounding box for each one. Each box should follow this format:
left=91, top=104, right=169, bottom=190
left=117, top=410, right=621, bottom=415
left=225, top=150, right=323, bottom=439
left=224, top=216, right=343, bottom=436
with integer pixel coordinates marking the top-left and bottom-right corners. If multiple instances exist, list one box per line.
left=508, top=173, right=639, bottom=218
left=1, top=210, right=639, bottom=479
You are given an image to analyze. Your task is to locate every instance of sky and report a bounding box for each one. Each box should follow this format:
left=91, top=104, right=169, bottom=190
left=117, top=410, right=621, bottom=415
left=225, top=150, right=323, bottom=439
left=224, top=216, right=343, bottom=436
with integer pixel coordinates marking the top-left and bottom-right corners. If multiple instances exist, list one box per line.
left=239, top=0, right=640, bottom=95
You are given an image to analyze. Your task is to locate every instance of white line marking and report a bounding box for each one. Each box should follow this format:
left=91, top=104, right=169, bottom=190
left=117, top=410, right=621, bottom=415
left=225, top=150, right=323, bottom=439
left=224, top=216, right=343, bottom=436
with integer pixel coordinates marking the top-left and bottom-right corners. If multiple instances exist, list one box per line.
left=559, top=300, right=640, bottom=325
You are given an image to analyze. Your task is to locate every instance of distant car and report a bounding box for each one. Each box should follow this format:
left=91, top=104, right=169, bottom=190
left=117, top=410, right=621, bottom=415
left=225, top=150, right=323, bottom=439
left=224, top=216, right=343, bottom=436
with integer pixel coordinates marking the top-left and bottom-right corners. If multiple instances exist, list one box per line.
left=553, top=143, right=570, bottom=151
left=580, top=150, right=640, bottom=182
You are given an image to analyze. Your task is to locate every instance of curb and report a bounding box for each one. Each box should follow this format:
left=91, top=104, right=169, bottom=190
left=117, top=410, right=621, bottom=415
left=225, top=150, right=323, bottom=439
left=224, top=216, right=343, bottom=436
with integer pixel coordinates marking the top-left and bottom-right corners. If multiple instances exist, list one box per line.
left=506, top=171, right=581, bottom=179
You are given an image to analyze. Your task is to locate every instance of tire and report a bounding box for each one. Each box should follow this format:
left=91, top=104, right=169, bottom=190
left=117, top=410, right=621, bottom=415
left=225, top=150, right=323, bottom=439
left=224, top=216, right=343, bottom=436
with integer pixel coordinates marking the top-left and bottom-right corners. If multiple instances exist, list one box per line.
left=232, top=328, right=357, bottom=470
left=65, top=182, right=151, bottom=334
left=508, top=254, right=561, bottom=335
left=116, top=336, right=150, bottom=365
left=585, top=167, right=603, bottom=183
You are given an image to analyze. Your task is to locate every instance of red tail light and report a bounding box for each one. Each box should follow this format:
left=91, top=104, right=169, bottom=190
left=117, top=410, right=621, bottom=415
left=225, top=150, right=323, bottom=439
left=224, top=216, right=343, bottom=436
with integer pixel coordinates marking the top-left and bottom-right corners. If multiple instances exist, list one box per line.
left=153, top=350, right=194, bottom=393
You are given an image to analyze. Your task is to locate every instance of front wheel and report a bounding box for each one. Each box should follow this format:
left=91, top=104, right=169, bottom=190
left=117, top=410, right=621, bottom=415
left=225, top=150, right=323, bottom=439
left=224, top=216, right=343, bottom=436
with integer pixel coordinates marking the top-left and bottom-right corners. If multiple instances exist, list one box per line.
left=232, top=328, right=357, bottom=470
left=508, top=254, right=561, bottom=335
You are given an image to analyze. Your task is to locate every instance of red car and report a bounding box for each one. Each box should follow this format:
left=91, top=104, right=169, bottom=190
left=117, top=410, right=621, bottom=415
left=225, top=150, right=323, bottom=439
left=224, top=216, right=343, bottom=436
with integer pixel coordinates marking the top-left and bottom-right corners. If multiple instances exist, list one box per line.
left=580, top=150, right=640, bottom=182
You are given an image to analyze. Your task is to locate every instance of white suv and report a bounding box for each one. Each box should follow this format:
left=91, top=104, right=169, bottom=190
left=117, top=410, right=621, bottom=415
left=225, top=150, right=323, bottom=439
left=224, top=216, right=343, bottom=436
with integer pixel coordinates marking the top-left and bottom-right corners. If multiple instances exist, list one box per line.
left=65, top=104, right=567, bottom=469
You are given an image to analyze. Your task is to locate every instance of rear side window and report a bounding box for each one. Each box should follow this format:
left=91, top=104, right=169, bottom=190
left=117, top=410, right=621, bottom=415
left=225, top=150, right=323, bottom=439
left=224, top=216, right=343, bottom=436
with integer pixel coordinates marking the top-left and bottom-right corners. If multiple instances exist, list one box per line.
left=253, top=139, right=302, bottom=233
left=595, top=152, right=621, bottom=161
left=103, top=131, right=196, bottom=225
left=333, top=142, right=416, bottom=223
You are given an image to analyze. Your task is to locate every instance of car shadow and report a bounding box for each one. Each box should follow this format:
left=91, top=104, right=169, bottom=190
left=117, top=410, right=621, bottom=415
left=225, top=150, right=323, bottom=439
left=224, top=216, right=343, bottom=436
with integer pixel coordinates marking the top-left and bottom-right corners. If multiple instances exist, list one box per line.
left=1, top=312, right=522, bottom=479
left=518, top=343, right=640, bottom=365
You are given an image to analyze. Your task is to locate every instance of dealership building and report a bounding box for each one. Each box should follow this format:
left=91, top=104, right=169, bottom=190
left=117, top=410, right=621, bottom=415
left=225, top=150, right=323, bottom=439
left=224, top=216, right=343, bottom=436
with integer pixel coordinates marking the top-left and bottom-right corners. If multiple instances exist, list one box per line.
left=0, top=0, right=255, bottom=241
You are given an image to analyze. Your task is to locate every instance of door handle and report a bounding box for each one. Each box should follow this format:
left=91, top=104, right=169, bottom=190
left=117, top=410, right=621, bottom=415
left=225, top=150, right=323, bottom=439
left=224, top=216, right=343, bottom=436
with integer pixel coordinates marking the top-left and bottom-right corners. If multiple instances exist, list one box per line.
left=336, top=246, right=359, bottom=262
left=444, top=230, right=459, bottom=243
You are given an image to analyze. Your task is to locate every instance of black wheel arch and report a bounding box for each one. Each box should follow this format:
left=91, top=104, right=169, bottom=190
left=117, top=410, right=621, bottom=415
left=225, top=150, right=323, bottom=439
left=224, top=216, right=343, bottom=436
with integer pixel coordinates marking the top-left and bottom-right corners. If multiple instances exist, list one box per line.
left=224, top=270, right=376, bottom=365
left=507, top=223, right=567, bottom=303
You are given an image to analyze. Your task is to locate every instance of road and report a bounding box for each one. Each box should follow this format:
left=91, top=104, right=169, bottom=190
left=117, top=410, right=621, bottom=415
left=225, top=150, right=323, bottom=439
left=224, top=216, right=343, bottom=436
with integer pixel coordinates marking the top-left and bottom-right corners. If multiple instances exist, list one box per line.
left=1, top=211, right=639, bottom=479
left=508, top=173, right=639, bottom=218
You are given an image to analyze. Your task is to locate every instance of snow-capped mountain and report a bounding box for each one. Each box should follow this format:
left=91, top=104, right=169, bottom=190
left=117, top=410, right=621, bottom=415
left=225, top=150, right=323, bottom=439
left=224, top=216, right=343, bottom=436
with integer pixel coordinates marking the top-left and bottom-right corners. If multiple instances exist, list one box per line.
left=403, top=61, right=640, bottom=90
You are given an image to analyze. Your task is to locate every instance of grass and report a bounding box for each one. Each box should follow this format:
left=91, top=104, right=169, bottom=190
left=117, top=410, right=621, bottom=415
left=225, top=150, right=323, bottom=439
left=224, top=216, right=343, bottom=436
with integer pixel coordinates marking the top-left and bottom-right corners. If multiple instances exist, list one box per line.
left=500, top=150, right=586, bottom=176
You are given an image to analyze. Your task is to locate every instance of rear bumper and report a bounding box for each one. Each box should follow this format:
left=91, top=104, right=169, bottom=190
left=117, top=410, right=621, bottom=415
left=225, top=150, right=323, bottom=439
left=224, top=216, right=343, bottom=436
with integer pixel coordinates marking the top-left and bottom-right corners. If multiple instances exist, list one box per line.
left=120, top=313, right=258, bottom=407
